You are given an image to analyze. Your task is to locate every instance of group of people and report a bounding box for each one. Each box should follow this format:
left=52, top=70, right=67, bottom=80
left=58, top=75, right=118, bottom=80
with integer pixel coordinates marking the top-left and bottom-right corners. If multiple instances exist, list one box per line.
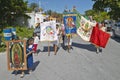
left=15, top=21, right=108, bottom=78
left=17, top=22, right=73, bottom=78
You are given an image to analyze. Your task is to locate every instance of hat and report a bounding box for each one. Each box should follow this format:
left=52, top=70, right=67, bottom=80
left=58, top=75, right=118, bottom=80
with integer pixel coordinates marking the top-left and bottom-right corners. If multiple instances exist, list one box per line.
left=35, top=23, right=40, bottom=27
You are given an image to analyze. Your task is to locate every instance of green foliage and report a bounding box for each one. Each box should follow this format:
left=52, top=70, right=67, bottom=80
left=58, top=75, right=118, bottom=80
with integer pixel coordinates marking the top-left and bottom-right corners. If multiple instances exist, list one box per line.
left=85, top=10, right=96, bottom=16
left=92, top=0, right=120, bottom=20
left=94, top=11, right=110, bottom=22
left=44, top=10, right=63, bottom=22
left=85, top=9, right=110, bottom=22
left=16, top=27, right=34, bottom=39
left=29, top=2, right=39, bottom=11
left=0, top=42, right=6, bottom=52
left=0, top=0, right=28, bottom=26
left=0, top=26, right=34, bottom=53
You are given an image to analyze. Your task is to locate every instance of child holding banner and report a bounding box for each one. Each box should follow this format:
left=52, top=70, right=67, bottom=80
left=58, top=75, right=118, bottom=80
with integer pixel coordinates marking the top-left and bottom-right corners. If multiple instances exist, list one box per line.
left=96, top=22, right=107, bottom=53
left=90, top=23, right=110, bottom=53
left=20, top=38, right=35, bottom=78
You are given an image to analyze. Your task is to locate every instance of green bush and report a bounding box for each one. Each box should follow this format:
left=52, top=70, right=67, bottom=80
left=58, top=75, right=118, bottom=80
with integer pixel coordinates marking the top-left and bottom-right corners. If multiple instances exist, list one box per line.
left=0, top=42, right=6, bottom=52
left=16, top=26, right=34, bottom=39
left=0, top=26, right=34, bottom=53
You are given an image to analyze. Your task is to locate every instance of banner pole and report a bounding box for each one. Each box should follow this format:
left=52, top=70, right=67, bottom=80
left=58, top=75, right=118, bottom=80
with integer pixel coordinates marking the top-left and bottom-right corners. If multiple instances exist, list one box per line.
left=48, top=41, right=50, bottom=56
left=67, top=35, right=70, bottom=53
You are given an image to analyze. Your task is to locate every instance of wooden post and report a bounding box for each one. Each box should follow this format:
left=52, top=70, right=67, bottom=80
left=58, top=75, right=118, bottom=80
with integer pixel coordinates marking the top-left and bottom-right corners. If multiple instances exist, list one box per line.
left=67, top=36, right=70, bottom=53
left=48, top=41, right=50, bottom=56
left=6, top=41, right=10, bottom=70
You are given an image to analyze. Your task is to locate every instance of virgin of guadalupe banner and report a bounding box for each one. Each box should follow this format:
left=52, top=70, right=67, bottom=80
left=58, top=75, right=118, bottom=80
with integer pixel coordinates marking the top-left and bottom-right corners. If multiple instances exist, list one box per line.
left=63, top=13, right=77, bottom=34
left=77, top=16, right=96, bottom=41
left=6, top=40, right=27, bottom=70
left=40, top=21, right=58, bottom=41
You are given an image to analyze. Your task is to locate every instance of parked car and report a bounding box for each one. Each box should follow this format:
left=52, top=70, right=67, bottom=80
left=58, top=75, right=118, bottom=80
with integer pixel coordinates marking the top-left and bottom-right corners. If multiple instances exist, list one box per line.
left=112, top=22, right=120, bottom=38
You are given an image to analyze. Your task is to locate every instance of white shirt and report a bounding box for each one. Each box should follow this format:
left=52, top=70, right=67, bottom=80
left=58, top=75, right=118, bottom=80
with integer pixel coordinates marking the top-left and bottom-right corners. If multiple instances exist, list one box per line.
left=34, top=36, right=39, bottom=44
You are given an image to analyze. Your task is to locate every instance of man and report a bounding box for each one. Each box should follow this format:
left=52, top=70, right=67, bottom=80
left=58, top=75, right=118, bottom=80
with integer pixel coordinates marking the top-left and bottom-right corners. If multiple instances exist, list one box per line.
left=34, top=23, right=41, bottom=39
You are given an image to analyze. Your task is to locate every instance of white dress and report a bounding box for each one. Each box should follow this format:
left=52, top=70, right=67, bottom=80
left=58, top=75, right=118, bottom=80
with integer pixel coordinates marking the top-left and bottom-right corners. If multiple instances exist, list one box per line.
left=64, top=35, right=72, bottom=46
left=51, top=28, right=59, bottom=45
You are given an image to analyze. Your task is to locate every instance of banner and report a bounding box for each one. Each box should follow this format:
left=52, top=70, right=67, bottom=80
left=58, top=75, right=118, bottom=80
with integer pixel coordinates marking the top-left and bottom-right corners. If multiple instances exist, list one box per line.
left=77, top=16, right=96, bottom=41
left=6, top=40, right=27, bottom=70
left=90, top=24, right=110, bottom=48
left=40, top=21, right=58, bottom=41
left=63, top=13, right=77, bottom=34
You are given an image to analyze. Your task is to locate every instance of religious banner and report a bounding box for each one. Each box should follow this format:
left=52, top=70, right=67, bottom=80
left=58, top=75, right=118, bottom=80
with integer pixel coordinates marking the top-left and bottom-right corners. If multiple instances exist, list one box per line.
left=6, top=40, right=27, bottom=70
left=40, top=21, right=58, bottom=41
left=77, top=16, right=96, bottom=41
left=63, top=13, right=77, bottom=34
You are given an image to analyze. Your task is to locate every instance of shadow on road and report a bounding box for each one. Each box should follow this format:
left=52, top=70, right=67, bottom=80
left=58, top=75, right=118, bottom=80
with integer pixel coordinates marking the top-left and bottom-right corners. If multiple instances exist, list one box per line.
left=111, top=37, right=120, bottom=43
left=32, top=61, right=40, bottom=71
left=12, top=61, right=40, bottom=75
left=72, top=42, right=96, bottom=52
left=42, top=46, right=54, bottom=52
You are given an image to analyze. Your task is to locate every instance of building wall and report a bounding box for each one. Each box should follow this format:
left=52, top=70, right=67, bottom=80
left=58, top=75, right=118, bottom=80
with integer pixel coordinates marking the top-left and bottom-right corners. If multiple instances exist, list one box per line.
left=16, top=12, right=47, bottom=28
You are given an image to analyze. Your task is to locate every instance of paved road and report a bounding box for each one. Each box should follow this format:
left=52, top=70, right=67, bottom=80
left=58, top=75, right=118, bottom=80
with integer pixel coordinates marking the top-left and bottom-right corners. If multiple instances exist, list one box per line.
left=0, top=36, right=120, bottom=80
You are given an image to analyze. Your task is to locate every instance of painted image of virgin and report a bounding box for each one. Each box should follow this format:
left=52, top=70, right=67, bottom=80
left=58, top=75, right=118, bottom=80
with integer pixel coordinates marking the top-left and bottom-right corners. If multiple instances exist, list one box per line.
left=10, top=43, right=24, bottom=69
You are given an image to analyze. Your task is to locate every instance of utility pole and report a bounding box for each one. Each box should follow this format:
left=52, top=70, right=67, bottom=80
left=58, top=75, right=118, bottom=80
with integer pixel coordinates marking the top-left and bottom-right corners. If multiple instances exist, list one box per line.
left=39, top=0, right=41, bottom=8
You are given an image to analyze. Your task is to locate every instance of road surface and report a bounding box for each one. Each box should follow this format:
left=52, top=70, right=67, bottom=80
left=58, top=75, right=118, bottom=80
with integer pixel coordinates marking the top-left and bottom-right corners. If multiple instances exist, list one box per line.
left=0, top=36, right=120, bottom=80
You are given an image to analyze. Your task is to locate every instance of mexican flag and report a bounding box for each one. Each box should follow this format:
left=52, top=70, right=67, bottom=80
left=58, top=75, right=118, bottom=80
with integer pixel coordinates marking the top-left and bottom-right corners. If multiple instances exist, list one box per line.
left=76, top=15, right=96, bottom=41
left=90, top=23, right=110, bottom=48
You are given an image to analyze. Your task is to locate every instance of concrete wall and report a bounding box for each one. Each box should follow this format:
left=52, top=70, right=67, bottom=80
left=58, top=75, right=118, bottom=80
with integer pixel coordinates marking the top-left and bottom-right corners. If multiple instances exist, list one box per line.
left=16, top=12, right=47, bottom=28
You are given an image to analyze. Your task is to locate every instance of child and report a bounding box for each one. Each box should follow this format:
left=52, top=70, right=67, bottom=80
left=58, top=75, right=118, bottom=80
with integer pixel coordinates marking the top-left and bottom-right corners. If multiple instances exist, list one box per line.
left=33, top=33, right=39, bottom=54
left=64, top=34, right=72, bottom=53
left=20, top=38, right=34, bottom=78
left=93, top=23, right=106, bottom=53
left=34, top=23, right=41, bottom=39
left=96, top=22, right=106, bottom=53
left=52, top=25, right=60, bottom=55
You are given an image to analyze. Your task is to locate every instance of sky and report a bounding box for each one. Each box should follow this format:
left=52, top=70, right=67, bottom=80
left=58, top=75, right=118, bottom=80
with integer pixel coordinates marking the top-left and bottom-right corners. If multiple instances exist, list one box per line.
left=28, top=0, right=94, bottom=14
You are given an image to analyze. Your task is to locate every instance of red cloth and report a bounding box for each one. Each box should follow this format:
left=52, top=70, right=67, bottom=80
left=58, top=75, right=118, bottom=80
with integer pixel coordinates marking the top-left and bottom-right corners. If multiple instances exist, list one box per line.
left=33, top=44, right=38, bottom=53
left=90, top=23, right=110, bottom=48
left=99, top=30, right=110, bottom=48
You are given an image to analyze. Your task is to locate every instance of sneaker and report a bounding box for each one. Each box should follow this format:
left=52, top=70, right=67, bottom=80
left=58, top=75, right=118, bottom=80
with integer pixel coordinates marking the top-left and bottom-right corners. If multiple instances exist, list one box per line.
left=20, top=74, right=24, bottom=78
left=99, top=48, right=102, bottom=52
left=14, top=70, right=18, bottom=75
left=96, top=48, right=99, bottom=53
left=70, top=47, right=73, bottom=50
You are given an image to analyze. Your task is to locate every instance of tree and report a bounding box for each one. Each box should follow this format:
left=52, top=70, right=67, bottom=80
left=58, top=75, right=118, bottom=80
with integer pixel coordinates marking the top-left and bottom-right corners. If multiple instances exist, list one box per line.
left=92, top=0, right=120, bottom=20
left=85, top=10, right=95, bottom=17
left=0, top=0, right=28, bottom=26
left=44, top=10, right=62, bottom=23
left=29, top=2, right=39, bottom=12
left=85, top=9, right=110, bottom=22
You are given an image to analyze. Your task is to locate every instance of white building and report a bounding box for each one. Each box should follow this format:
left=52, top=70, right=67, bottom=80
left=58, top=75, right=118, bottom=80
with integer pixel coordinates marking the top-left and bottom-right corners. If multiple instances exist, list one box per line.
left=16, top=11, right=48, bottom=28
left=27, top=12, right=48, bottom=28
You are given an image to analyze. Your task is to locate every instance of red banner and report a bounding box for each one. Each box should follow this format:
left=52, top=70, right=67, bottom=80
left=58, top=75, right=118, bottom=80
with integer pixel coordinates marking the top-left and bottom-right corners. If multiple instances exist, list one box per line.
left=90, top=23, right=110, bottom=48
